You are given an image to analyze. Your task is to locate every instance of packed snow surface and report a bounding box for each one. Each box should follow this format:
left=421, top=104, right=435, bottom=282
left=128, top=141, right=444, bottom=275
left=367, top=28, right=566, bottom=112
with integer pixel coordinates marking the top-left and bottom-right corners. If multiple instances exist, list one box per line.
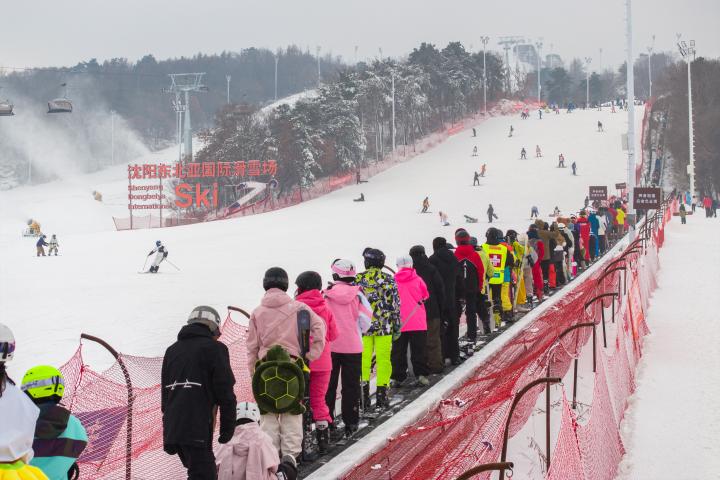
left=616, top=218, right=720, bottom=479
left=1, top=106, right=640, bottom=381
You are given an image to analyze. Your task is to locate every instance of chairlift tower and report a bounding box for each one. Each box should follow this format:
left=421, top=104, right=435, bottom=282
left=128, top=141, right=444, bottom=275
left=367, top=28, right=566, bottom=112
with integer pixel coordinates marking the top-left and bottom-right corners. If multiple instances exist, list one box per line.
left=163, top=73, right=208, bottom=162
left=497, top=36, right=525, bottom=93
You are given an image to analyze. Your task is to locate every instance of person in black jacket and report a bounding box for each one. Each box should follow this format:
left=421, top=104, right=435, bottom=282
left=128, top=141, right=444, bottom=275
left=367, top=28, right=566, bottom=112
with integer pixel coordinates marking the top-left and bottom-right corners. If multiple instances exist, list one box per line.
left=409, top=245, right=445, bottom=374
left=429, top=237, right=460, bottom=365
left=162, top=306, right=237, bottom=480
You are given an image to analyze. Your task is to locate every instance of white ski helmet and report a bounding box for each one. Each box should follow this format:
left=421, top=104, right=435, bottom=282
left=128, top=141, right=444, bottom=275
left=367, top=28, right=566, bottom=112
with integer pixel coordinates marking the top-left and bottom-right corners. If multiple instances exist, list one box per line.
left=0, top=323, right=16, bottom=363
left=236, top=401, right=261, bottom=423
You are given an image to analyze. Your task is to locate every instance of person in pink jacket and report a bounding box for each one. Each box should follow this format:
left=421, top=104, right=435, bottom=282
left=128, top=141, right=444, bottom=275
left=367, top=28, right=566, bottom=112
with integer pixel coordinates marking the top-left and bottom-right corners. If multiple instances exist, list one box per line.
left=247, top=267, right=326, bottom=460
left=391, top=255, right=431, bottom=387
left=294, top=271, right=338, bottom=454
left=216, top=401, right=298, bottom=480
left=323, top=259, right=372, bottom=440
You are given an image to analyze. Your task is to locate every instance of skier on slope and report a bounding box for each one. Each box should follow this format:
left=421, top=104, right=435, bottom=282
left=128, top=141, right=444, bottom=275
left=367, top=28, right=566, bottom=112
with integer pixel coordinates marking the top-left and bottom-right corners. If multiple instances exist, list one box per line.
left=36, top=235, right=48, bottom=257
left=487, top=204, right=498, bottom=223
left=508, top=125, right=514, bottom=137
left=480, top=164, right=487, bottom=177
left=597, top=121, right=604, bottom=132
left=472, top=146, right=478, bottom=157
left=421, top=196, right=430, bottom=213
left=536, top=145, right=542, bottom=158
left=571, top=161, right=577, bottom=175
left=530, top=206, right=540, bottom=219
left=47, top=234, right=59, bottom=256
left=473, top=172, right=480, bottom=186
left=520, top=148, right=527, bottom=160
left=558, top=154, right=566, bottom=168
left=147, top=241, right=168, bottom=273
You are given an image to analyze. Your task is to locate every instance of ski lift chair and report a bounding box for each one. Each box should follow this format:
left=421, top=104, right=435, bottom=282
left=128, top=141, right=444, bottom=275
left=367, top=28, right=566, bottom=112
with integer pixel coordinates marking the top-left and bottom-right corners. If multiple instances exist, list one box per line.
left=48, top=83, right=73, bottom=113
left=0, top=100, right=13, bottom=116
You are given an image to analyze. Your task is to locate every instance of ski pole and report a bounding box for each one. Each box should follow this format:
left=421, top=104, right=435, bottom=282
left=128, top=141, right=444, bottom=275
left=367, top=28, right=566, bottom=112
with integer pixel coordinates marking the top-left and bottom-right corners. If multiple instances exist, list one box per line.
left=165, top=259, right=181, bottom=271
left=140, top=256, right=149, bottom=272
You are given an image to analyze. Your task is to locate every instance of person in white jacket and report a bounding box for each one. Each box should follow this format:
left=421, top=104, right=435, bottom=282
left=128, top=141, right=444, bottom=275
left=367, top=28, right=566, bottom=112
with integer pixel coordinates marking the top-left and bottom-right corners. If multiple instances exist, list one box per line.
left=0, top=323, right=47, bottom=480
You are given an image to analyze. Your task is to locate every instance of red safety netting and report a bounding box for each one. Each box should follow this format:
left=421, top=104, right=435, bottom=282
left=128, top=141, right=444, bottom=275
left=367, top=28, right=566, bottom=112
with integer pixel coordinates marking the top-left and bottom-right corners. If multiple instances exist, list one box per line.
left=60, top=196, right=676, bottom=480
left=342, top=198, right=677, bottom=480
left=59, top=311, right=252, bottom=479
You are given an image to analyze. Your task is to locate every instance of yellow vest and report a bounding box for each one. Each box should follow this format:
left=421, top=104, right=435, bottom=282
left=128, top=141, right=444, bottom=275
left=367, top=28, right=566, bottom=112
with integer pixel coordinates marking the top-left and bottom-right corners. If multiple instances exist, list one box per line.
left=481, top=243, right=508, bottom=284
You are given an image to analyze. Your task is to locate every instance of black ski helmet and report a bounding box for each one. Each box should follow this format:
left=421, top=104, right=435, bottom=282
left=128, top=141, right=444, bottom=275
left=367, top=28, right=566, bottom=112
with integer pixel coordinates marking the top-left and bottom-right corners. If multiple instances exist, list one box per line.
left=295, top=271, right=322, bottom=293
left=506, top=229, right=518, bottom=242
left=263, top=267, right=289, bottom=291
left=362, top=248, right=385, bottom=269
left=409, top=245, right=426, bottom=260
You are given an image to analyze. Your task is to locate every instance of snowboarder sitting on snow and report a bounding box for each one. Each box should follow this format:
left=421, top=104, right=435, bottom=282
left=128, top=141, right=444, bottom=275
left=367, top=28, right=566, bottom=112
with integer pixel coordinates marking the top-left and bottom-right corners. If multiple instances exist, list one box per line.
left=215, top=401, right=298, bottom=480
left=439, top=211, right=450, bottom=226
left=464, top=215, right=478, bottom=223
left=354, top=193, right=365, bottom=202
left=473, top=172, right=480, bottom=186
left=421, top=197, right=430, bottom=213
left=36, top=235, right=48, bottom=257
left=520, top=148, right=527, bottom=159
left=536, top=145, right=542, bottom=157
left=148, top=241, right=168, bottom=273
left=29, top=219, right=41, bottom=236
left=47, top=234, right=59, bottom=256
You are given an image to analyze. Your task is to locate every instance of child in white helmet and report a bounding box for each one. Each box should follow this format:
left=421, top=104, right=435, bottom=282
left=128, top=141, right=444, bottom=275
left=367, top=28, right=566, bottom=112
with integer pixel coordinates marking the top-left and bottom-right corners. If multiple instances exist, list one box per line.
left=215, top=401, right=298, bottom=480
left=0, top=323, right=48, bottom=480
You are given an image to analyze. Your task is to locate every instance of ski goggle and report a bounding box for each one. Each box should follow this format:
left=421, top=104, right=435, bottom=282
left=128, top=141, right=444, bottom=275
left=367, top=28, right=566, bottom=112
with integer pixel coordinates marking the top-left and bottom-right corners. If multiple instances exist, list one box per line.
left=0, top=341, right=15, bottom=361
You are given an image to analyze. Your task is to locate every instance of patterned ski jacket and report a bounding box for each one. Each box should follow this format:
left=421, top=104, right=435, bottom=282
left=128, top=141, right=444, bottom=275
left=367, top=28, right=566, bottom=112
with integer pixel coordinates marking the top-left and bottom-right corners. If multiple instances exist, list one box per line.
left=355, top=267, right=401, bottom=336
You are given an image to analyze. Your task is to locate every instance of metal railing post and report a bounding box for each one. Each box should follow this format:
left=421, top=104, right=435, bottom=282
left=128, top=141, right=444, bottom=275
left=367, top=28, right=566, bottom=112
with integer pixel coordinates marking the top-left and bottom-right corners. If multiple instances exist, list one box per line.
left=81, top=334, right=133, bottom=480
left=500, top=377, right=561, bottom=479
left=585, top=293, right=619, bottom=348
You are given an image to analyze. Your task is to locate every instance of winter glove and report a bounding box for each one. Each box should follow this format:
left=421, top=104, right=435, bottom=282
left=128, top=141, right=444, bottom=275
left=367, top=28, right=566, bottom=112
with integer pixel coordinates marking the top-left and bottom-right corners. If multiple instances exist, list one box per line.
left=218, top=431, right=233, bottom=444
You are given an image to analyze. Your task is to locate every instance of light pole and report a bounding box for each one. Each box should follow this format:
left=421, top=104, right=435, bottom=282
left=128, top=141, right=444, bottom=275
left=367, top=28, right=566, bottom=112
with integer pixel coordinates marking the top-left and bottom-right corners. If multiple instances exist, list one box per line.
left=678, top=37, right=696, bottom=203
left=274, top=54, right=279, bottom=101
left=316, top=46, right=321, bottom=86
left=599, top=48, right=603, bottom=71
left=647, top=34, right=655, bottom=98
left=626, top=0, right=636, bottom=229
left=111, top=110, right=115, bottom=165
left=584, top=57, right=592, bottom=108
left=481, top=36, right=489, bottom=115
left=225, top=75, right=231, bottom=104
left=536, top=41, right=543, bottom=102
left=391, top=72, right=396, bottom=155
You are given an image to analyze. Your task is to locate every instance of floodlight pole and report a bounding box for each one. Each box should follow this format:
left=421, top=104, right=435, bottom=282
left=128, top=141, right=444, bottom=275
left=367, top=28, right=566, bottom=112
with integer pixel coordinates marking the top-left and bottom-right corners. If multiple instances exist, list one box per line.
left=111, top=110, right=115, bottom=165
left=226, top=75, right=231, bottom=104
left=274, top=55, right=279, bottom=101
left=647, top=34, right=655, bottom=98
left=584, top=57, right=592, bottom=109
left=536, top=41, right=543, bottom=102
left=316, top=46, right=321, bottom=86
left=391, top=72, right=396, bottom=155
left=677, top=36, right=696, bottom=205
left=481, top=36, right=489, bottom=114
left=626, top=0, right=636, bottom=238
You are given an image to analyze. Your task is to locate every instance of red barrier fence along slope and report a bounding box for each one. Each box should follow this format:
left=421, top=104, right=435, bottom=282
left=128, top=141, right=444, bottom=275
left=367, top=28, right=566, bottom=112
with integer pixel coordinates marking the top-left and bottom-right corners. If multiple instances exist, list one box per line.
left=340, top=198, right=676, bottom=480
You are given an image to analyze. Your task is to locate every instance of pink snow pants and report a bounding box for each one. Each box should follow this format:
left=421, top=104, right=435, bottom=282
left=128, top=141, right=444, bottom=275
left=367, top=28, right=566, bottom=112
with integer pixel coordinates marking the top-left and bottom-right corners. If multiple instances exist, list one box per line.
left=309, top=370, right=332, bottom=423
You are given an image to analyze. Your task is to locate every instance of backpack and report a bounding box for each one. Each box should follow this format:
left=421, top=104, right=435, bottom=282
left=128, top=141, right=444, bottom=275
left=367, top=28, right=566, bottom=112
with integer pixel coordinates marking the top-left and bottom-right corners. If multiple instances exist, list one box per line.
left=456, top=258, right=479, bottom=295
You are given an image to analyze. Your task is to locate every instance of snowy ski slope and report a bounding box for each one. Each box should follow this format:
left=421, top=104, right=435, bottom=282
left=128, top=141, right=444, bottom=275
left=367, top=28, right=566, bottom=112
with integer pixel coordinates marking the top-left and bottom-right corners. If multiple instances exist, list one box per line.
left=0, top=106, right=642, bottom=379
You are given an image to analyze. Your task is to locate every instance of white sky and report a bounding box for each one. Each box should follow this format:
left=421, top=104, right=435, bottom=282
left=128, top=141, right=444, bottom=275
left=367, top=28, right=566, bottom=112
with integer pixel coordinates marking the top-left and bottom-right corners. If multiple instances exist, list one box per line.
left=0, top=0, right=717, bottom=71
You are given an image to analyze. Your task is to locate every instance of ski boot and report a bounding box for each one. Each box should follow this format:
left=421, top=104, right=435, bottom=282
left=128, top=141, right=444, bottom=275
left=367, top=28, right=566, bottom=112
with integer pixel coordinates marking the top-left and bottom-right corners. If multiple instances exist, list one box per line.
left=315, top=423, right=329, bottom=454
left=493, top=310, right=502, bottom=329
left=376, top=386, right=389, bottom=410
left=361, top=382, right=373, bottom=415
